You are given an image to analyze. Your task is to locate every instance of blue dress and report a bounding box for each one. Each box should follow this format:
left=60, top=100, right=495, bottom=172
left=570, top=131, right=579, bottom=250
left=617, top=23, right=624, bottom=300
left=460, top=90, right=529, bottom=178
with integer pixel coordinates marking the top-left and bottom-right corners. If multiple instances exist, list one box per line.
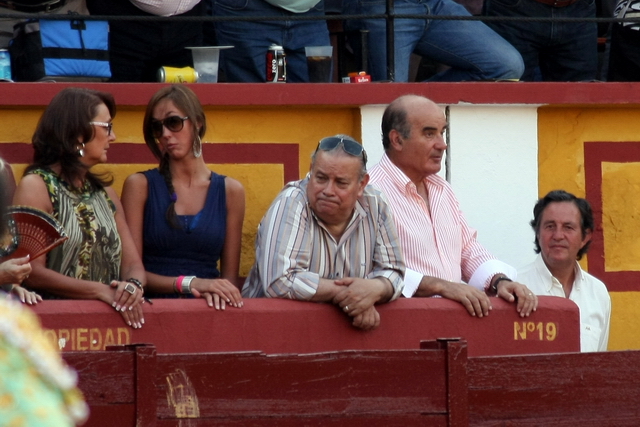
left=142, top=169, right=226, bottom=297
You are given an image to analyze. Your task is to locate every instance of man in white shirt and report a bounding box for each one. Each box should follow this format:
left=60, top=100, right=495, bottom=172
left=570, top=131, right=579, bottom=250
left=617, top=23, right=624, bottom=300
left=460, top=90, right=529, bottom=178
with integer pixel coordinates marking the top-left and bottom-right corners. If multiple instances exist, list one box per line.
left=519, top=190, right=611, bottom=352
left=369, top=94, right=537, bottom=318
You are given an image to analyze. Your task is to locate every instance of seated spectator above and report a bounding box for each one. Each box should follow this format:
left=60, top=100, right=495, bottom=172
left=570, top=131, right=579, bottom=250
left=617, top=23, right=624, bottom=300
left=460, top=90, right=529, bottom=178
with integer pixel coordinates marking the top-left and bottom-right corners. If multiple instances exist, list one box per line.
left=484, top=0, right=598, bottom=81
left=13, top=87, right=146, bottom=329
left=608, top=0, right=640, bottom=81
left=0, top=0, right=88, bottom=49
left=86, top=0, right=204, bottom=82
left=121, top=85, right=245, bottom=310
left=210, top=0, right=331, bottom=82
left=519, top=190, right=611, bottom=352
left=243, top=135, right=405, bottom=330
left=342, top=0, right=524, bottom=82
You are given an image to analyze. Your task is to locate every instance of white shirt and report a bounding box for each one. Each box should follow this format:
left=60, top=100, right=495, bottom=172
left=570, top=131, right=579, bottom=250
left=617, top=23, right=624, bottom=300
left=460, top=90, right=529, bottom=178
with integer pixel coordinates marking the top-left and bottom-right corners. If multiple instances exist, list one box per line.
left=130, top=0, right=200, bottom=16
left=369, top=153, right=516, bottom=297
left=519, top=254, right=611, bottom=352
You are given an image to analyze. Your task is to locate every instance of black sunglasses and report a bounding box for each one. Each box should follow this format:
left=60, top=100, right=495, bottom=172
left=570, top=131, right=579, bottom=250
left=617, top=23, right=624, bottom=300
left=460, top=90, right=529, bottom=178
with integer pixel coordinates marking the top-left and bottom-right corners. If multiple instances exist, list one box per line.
left=316, top=136, right=367, bottom=165
left=151, top=116, right=189, bottom=138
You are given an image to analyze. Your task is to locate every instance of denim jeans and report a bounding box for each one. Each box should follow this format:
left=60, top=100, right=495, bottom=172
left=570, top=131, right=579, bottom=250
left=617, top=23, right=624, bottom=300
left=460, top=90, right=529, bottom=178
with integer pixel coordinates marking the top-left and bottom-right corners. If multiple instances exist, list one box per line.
left=212, top=0, right=330, bottom=82
left=343, top=0, right=524, bottom=82
left=484, top=0, right=597, bottom=81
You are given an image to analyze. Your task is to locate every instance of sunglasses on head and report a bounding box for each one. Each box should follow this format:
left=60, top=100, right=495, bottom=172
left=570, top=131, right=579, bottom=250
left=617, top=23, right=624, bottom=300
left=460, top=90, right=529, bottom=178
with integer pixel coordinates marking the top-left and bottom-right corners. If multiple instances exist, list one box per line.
left=316, top=136, right=367, bottom=165
left=151, top=116, right=189, bottom=138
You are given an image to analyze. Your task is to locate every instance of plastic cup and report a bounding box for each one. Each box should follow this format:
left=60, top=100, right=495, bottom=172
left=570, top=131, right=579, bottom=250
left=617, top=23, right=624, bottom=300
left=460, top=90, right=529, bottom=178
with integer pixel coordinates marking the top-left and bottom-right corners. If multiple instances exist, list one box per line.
left=305, top=46, right=333, bottom=83
left=186, top=46, right=233, bottom=83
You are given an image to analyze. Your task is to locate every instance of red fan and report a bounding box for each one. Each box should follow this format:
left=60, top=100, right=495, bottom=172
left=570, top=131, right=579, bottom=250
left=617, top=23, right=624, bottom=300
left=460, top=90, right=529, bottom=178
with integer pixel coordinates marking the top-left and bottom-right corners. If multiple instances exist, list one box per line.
left=0, top=206, right=68, bottom=261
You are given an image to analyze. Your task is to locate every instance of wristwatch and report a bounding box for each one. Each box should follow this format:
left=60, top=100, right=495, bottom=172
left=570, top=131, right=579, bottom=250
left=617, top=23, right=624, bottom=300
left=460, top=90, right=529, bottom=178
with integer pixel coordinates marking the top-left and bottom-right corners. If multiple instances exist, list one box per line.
left=490, top=276, right=512, bottom=295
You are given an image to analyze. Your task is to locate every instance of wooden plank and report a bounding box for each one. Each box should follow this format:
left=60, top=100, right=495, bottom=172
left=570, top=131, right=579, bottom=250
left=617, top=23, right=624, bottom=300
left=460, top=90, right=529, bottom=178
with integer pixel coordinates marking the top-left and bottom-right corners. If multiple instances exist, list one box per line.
left=63, top=351, right=135, bottom=403
left=468, top=350, right=640, bottom=426
left=153, top=350, right=449, bottom=421
left=154, top=414, right=448, bottom=426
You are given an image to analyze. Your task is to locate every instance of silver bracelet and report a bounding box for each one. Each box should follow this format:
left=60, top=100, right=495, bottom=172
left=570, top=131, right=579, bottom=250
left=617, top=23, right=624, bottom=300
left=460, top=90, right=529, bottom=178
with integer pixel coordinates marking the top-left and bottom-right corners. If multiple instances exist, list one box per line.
left=182, top=276, right=196, bottom=295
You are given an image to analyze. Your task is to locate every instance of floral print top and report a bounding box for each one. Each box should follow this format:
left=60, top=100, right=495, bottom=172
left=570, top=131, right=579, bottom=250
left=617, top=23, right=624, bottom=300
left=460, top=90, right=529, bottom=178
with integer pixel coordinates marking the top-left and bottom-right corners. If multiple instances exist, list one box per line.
left=28, top=168, right=122, bottom=287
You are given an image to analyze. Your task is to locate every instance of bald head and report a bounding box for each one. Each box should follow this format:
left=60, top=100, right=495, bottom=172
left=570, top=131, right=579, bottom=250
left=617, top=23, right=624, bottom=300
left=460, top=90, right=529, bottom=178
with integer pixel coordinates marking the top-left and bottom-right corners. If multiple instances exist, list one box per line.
left=381, top=95, right=448, bottom=183
left=381, top=95, right=442, bottom=151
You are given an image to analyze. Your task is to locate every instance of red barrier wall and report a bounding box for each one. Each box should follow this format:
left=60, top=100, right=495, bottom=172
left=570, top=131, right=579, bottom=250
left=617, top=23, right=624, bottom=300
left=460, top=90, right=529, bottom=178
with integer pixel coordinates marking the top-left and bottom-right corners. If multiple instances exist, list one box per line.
left=34, top=296, right=579, bottom=357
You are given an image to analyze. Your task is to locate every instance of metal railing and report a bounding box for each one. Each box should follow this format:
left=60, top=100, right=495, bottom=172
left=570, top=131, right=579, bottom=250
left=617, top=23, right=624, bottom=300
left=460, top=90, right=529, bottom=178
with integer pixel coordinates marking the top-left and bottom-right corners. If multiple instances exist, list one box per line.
left=0, top=8, right=637, bottom=81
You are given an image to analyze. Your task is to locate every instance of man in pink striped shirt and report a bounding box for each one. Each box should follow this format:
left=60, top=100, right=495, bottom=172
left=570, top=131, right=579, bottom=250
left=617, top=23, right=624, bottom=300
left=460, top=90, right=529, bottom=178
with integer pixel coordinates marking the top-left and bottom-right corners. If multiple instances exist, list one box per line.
left=369, top=95, right=537, bottom=318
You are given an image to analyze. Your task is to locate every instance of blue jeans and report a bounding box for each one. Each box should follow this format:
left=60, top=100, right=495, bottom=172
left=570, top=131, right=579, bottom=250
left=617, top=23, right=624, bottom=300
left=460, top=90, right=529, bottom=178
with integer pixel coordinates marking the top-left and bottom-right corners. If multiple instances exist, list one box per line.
left=343, top=0, right=524, bottom=82
left=484, top=0, right=597, bottom=81
left=212, top=0, right=330, bottom=82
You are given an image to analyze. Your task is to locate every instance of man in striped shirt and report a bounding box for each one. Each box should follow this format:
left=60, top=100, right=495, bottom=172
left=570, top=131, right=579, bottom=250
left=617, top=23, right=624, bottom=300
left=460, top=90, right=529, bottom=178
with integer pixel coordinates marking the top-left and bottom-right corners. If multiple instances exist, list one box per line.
left=369, top=95, right=537, bottom=318
left=243, top=135, right=405, bottom=330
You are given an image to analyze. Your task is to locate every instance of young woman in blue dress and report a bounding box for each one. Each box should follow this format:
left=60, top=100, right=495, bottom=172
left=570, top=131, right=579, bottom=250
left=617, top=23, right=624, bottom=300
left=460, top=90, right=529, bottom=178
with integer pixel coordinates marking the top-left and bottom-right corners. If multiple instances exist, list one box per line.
left=122, top=85, right=244, bottom=310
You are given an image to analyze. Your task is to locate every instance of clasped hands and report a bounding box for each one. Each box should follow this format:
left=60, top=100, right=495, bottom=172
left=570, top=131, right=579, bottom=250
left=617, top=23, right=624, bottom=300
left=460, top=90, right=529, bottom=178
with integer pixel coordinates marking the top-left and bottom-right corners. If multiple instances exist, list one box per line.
left=109, top=280, right=145, bottom=329
left=332, top=277, right=389, bottom=331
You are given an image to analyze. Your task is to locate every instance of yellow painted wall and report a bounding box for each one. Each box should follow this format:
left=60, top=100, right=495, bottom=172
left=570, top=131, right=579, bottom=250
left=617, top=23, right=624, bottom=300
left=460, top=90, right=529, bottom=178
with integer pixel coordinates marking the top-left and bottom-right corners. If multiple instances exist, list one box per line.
left=1, top=105, right=361, bottom=277
left=538, top=106, right=640, bottom=350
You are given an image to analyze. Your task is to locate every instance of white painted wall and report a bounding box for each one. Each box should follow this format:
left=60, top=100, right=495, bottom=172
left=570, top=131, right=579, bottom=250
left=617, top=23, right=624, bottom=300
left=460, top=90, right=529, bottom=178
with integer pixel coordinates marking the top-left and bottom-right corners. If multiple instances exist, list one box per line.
left=448, top=105, right=538, bottom=271
left=360, top=103, right=539, bottom=275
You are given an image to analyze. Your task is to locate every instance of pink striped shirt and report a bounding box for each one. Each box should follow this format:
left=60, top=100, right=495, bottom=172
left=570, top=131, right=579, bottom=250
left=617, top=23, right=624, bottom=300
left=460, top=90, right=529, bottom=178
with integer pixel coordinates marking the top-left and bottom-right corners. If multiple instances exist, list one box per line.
left=369, top=154, right=515, bottom=297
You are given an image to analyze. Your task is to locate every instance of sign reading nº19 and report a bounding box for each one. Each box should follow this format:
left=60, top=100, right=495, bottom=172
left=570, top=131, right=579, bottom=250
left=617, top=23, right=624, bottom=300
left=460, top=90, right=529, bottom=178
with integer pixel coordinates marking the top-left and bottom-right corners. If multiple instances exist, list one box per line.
left=514, top=322, right=558, bottom=341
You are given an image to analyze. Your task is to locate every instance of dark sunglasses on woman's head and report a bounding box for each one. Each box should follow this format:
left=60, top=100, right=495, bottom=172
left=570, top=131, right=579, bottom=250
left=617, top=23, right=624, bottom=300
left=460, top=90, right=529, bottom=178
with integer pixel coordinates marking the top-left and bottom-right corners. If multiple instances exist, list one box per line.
left=316, top=136, right=367, bottom=165
left=151, top=116, right=189, bottom=138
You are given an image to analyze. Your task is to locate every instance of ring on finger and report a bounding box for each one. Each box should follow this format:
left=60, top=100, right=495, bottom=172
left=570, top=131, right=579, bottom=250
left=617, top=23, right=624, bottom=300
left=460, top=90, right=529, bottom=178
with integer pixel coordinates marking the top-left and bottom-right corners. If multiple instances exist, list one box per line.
left=124, top=283, right=136, bottom=295
left=344, top=305, right=349, bottom=312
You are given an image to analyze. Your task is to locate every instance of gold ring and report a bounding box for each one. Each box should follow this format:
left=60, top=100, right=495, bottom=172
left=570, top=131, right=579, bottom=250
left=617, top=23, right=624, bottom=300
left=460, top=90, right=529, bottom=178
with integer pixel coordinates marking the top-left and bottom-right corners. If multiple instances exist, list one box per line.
left=124, top=283, right=136, bottom=295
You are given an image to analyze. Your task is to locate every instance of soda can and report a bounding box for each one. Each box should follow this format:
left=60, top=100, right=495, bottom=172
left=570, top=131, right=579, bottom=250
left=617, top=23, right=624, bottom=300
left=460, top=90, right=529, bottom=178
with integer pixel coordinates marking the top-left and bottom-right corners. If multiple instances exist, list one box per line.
left=0, top=49, right=12, bottom=81
left=157, top=66, right=198, bottom=83
left=266, top=45, right=286, bottom=83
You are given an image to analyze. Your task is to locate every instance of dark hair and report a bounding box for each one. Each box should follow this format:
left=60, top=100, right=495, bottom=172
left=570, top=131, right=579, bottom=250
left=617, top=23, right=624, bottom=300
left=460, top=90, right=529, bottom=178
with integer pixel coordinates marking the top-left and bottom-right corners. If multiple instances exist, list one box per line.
left=530, top=190, right=594, bottom=260
left=25, top=87, right=115, bottom=189
left=142, top=85, right=207, bottom=228
left=381, top=97, right=412, bottom=150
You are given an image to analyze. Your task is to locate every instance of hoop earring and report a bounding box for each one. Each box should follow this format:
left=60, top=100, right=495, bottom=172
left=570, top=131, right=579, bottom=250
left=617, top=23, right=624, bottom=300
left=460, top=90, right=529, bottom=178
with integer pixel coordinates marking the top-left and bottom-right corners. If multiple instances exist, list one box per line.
left=77, top=143, right=85, bottom=157
left=193, top=135, right=202, bottom=158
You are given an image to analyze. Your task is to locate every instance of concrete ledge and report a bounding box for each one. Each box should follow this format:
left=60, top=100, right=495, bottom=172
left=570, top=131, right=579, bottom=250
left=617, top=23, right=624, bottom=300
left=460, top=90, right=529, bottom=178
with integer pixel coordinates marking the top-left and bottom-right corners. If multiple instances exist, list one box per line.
left=2, top=82, right=640, bottom=106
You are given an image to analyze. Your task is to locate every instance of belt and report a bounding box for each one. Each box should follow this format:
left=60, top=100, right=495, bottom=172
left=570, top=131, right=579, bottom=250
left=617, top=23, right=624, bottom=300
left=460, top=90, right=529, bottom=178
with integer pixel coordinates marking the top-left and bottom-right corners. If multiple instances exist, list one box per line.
left=0, top=0, right=67, bottom=13
left=531, top=0, right=578, bottom=7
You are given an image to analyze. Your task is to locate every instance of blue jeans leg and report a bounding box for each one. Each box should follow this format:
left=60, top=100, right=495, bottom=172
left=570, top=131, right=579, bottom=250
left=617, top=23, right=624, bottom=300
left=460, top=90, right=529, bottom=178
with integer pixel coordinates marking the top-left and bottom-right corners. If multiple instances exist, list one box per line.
left=213, top=0, right=330, bottom=82
left=485, top=0, right=597, bottom=81
left=343, top=0, right=524, bottom=82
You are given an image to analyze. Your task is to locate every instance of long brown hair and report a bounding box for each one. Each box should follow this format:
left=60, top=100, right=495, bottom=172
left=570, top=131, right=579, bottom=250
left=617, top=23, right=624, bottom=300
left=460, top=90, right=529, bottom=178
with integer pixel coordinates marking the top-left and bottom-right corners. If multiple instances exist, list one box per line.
left=142, top=85, right=207, bottom=229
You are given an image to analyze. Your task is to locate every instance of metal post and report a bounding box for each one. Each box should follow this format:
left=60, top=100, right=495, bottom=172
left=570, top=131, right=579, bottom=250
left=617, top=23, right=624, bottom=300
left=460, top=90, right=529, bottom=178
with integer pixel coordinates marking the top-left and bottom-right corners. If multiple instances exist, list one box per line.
left=385, top=0, right=395, bottom=81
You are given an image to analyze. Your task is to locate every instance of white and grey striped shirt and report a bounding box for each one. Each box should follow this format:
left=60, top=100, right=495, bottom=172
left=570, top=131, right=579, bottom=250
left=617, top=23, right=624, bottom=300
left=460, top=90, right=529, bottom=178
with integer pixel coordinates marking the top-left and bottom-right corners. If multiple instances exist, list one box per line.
left=243, top=177, right=405, bottom=300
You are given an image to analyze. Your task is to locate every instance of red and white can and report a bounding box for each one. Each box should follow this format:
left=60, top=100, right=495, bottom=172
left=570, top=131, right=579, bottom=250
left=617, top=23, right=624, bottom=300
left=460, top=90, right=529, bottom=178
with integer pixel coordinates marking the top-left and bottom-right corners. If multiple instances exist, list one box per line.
left=266, top=45, right=286, bottom=83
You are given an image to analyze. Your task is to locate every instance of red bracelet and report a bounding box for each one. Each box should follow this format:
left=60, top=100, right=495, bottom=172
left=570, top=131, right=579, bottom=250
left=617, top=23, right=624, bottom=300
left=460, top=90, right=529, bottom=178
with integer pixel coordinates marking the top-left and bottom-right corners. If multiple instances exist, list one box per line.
left=175, top=275, right=185, bottom=294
